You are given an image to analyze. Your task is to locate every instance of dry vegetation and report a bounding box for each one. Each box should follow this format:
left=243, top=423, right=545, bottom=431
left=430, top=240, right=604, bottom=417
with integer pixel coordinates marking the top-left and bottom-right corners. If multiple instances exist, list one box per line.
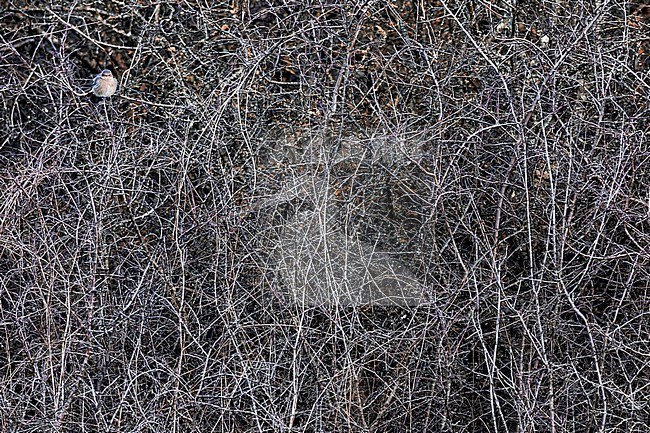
left=1, top=0, right=650, bottom=432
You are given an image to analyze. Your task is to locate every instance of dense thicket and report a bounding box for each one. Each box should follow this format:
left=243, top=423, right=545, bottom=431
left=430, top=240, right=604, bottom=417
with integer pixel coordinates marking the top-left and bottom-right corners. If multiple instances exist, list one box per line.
left=1, top=1, right=649, bottom=432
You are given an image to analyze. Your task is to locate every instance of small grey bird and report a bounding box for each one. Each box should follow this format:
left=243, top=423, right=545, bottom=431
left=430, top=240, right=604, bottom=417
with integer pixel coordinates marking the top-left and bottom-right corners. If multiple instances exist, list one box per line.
left=92, top=69, right=118, bottom=97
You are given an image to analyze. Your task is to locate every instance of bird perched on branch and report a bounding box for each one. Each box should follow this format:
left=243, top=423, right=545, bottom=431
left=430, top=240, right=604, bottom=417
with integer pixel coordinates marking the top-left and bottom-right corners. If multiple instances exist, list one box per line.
left=92, top=69, right=118, bottom=97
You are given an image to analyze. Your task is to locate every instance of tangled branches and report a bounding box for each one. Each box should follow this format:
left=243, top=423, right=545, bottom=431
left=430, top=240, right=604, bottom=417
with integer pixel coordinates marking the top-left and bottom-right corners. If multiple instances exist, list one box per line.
left=1, top=1, right=649, bottom=432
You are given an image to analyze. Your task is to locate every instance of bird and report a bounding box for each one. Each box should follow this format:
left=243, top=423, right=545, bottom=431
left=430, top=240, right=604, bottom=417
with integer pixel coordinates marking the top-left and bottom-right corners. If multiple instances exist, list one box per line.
left=92, top=69, right=118, bottom=97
